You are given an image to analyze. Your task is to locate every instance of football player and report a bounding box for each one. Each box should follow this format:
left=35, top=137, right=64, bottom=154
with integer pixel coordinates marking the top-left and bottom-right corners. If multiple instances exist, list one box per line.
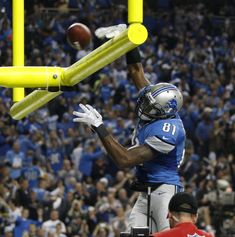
left=73, top=47, right=186, bottom=233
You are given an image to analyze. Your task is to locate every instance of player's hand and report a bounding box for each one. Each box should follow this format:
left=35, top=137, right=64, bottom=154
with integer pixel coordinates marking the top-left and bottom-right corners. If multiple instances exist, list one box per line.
left=73, top=104, right=103, bottom=128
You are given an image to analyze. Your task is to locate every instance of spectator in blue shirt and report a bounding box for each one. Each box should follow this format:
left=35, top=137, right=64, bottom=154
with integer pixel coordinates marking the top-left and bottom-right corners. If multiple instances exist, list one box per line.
left=79, top=141, right=104, bottom=179
left=14, top=208, right=41, bottom=237
left=195, top=107, right=214, bottom=157
left=5, top=141, right=26, bottom=179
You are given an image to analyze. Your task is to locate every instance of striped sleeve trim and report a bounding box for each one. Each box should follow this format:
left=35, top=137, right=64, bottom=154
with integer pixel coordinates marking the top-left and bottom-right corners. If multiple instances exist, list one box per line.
left=145, top=136, right=175, bottom=154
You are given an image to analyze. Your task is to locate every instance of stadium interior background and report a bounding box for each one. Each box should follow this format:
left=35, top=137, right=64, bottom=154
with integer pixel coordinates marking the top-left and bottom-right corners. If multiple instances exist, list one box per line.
left=0, top=0, right=235, bottom=237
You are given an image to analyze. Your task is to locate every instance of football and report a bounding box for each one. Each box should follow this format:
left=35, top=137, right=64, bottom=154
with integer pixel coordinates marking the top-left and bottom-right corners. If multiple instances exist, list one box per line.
left=66, top=23, right=91, bottom=50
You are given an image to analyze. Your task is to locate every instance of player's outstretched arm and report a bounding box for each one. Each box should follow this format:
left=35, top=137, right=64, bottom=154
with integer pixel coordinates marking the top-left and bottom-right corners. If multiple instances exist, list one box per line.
left=126, top=48, right=150, bottom=90
left=73, top=104, right=155, bottom=168
left=99, top=135, right=155, bottom=168
left=94, top=24, right=149, bottom=90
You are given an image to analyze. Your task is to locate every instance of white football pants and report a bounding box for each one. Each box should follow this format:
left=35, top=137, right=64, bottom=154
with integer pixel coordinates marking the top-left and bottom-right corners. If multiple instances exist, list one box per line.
left=128, top=184, right=182, bottom=233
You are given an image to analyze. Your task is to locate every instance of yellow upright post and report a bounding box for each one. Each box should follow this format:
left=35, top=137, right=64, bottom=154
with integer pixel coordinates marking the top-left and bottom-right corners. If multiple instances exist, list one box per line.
left=128, top=0, right=143, bottom=23
left=13, top=0, right=25, bottom=101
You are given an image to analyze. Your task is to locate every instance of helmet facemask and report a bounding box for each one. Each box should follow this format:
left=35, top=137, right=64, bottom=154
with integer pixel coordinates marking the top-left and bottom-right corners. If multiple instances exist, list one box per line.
left=136, top=83, right=183, bottom=122
left=136, top=91, right=164, bottom=121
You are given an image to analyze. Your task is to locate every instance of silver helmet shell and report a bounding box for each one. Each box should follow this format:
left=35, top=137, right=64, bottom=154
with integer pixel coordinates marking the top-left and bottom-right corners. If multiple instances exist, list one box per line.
left=136, top=83, right=183, bottom=121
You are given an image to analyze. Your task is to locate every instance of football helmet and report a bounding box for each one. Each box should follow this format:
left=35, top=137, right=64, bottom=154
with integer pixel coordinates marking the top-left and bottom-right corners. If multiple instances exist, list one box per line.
left=136, top=83, right=183, bottom=121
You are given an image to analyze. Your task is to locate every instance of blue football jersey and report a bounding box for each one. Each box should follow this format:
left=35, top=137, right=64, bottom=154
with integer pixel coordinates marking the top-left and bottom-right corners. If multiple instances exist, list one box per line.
left=135, top=115, right=185, bottom=186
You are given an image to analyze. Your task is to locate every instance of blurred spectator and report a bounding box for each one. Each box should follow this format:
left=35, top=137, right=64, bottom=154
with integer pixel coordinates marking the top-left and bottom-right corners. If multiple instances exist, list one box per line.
left=86, top=206, right=98, bottom=235
left=21, top=160, right=42, bottom=189
left=14, top=179, right=31, bottom=209
left=195, top=107, right=214, bottom=157
left=96, top=188, right=121, bottom=223
left=14, top=208, right=40, bottom=237
left=91, top=156, right=109, bottom=181
left=46, top=134, right=64, bottom=175
left=5, top=142, right=26, bottom=179
left=0, top=161, right=10, bottom=185
left=42, top=210, right=66, bottom=236
left=93, top=222, right=112, bottom=237
left=78, top=140, right=104, bottom=179
left=180, top=139, right=200, bottom=183
left=71, top=139, right=83, bottom=171
left=111, top=205, right=128, bottom=236
left=58, top=159, right=79, bottom=190
left=55, top=189, right=73, bottom=223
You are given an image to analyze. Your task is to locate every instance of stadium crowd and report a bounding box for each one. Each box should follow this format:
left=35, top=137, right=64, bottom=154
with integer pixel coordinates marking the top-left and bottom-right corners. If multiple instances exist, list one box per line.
left=0, top=0, right=235, bottom=236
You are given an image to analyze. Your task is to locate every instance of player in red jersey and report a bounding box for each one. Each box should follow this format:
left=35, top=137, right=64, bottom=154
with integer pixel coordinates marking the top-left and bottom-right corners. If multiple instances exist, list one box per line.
left=151, top=192, right=214, bottom=237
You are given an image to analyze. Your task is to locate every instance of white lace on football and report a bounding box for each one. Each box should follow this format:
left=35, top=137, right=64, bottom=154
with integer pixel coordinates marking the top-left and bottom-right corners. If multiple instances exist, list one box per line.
left=95, top=24, right=127, bottom=39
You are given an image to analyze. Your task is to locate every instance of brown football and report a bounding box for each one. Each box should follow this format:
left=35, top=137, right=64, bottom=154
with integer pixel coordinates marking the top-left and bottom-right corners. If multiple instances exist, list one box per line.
left=66, top=23, right=91, bottom=50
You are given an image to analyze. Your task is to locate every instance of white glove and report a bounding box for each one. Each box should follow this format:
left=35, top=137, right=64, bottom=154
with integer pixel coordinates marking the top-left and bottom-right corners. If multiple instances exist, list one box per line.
left=95, top=24, right=127, bottom=39
left=73, top=104, right=103, bottom=128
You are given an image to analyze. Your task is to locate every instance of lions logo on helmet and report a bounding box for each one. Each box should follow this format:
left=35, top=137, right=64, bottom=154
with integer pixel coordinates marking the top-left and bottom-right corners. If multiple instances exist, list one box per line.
left=136, top=83, right=183, bottom=121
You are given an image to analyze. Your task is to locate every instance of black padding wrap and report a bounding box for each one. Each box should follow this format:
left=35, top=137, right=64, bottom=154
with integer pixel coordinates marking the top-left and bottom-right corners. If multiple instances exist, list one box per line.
left=92, top=124, right=109, bottom=138
left=126, top=47, right=141, bottom=65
